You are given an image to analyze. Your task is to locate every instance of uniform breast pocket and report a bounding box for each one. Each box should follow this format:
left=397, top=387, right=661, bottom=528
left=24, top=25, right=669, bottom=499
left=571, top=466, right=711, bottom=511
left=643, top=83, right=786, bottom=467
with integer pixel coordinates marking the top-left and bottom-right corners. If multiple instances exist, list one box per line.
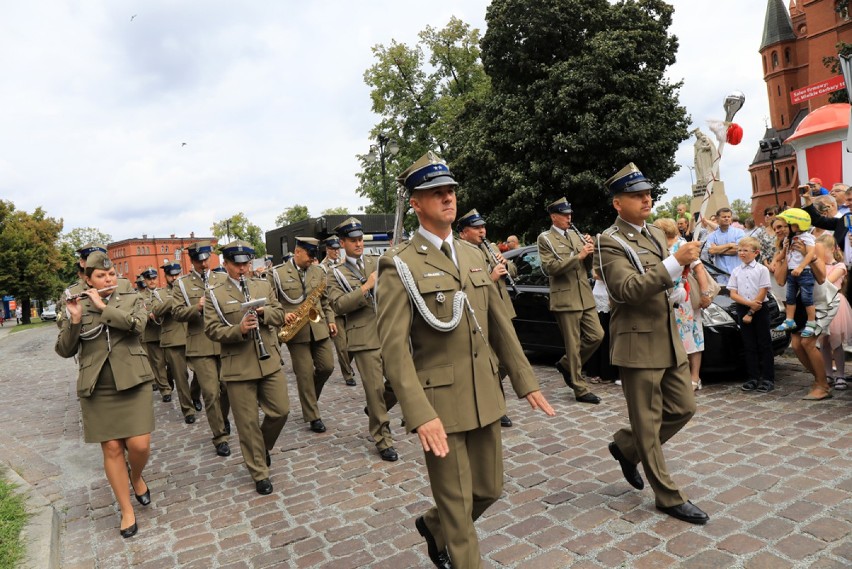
left=416, top=276, right=458, bottom=319
left=466, top=272, right=491, bottom=311
left=417, top=364, right=458, bottom=428
left=220, top=302, right=243, bottom=325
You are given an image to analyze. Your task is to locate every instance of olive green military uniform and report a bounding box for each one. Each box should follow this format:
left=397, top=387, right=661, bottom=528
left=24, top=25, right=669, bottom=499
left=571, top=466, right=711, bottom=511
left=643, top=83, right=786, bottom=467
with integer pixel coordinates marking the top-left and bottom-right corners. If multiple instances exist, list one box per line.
left=327, top=255, right=397, bottom=452
left=377, top=232, right=541, bottom=568
left=141, top=287, right=170, bottom=396
left=270, top=260, right=335, bottom=423
left=537, top=226, right=604, bottom=397
left=55, top=285, right=155, bottom=443
left=173, top=270, right=231, bottom=441
left=321, top=257, right=356, bottom=384
left=204, top=275, right=289, bottom=483
left=596, top=218, right=696, bottom=508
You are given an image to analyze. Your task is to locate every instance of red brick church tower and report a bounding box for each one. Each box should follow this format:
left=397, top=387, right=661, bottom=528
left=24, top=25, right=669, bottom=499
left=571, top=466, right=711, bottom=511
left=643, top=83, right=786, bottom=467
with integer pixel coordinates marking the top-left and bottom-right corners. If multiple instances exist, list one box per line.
left=749, top=0, right=852, bottom=220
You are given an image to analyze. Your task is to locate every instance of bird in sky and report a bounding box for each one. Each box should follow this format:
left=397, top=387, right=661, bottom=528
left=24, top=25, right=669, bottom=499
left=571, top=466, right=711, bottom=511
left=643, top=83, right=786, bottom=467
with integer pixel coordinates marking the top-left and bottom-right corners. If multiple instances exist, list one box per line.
left=130, top=14, right=137, bottom=21
left=181, top=142, right=187, bottom=147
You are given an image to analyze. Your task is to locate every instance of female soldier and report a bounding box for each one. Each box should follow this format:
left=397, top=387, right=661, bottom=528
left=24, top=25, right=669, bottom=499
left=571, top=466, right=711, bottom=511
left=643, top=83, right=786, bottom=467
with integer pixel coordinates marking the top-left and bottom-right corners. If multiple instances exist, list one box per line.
left=55, top=251, right=155, bottom=538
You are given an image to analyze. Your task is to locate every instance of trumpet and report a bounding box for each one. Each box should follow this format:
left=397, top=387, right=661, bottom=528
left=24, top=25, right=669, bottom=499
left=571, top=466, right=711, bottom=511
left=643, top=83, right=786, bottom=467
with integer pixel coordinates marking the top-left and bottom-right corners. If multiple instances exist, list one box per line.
left=66, top=285, right=117, bottom=301
left=481, top=237, right=518, bottom=294
left=239, top=275, right=271, bottom=361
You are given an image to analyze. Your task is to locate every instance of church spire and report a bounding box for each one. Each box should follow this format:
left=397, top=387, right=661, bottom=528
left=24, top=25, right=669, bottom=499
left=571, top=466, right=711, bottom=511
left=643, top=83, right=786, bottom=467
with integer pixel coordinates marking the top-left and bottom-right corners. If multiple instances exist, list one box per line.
left=761, top=0, right=796, bottom=51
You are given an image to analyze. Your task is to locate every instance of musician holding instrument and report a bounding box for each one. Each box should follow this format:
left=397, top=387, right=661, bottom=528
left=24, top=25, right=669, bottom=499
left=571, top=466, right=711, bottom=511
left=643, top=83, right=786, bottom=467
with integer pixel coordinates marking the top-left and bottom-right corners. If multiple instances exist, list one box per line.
left=456, top=208, right=516, bottom=428
left=139, top=267, right=171, bottom=401
left=321, top=236, right=357, bottom=387
left=57, top=243, right=109, bottom=326
left=327, top=217, right=399, bottom=462
left=537, top=197, right=604, bottom=404
left=204, top=240, right=289, bottom=495
left=55, top=251, right=155, bottom=539
left=269, top=237, right=336, bottom=434
left=172, top=242, right=232, bottom=453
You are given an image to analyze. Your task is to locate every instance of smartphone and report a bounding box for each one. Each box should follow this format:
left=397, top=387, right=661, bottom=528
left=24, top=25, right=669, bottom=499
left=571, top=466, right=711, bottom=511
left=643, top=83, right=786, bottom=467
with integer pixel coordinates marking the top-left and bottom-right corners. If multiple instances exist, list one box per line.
left=798, top=185, right=809, bottom=195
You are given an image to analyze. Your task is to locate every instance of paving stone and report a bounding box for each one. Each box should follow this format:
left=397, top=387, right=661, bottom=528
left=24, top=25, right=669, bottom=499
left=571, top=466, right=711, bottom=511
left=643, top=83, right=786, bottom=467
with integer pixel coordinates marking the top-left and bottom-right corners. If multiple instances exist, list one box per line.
left=775, top=533, right=829, bottom=560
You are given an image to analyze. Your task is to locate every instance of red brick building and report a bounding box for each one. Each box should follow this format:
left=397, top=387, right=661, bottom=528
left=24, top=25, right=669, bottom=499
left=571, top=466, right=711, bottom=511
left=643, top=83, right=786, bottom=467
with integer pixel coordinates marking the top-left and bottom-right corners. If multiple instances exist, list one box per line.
left=749, top=0, right=852, bottom=221
left=107, top=233, right=219, bottom=288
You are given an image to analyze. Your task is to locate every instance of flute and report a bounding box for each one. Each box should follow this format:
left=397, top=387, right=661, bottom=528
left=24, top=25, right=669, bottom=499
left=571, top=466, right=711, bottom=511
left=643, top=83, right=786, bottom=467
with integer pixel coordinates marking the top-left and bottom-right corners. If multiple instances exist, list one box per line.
left=66, top=285, right=117, bottom=301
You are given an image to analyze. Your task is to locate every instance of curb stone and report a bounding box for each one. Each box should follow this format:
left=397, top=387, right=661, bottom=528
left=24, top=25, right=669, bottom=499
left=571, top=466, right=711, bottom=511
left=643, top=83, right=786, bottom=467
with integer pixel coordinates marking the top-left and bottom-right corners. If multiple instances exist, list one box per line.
left=2, top=463, right=60, bottom=569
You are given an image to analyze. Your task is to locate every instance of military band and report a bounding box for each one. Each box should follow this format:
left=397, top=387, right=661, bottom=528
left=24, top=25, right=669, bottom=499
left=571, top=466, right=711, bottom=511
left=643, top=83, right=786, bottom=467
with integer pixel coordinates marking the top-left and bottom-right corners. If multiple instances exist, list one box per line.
left=139, top=267, right=170, bottom=399
left=321, top=236, right=357, bottom=387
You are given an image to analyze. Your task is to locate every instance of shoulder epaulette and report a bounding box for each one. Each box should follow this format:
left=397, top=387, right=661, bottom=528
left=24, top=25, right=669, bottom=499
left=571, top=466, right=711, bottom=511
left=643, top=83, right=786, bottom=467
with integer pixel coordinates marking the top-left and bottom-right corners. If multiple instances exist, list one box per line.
left=384, top=241, right=411, bottom=258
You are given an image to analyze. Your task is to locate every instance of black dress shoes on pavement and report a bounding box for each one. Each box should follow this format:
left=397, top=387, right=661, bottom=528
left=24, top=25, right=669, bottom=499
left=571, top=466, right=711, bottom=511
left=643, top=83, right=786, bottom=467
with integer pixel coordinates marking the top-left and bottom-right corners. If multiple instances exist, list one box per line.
left=500, top=415, right=513, bottom=427
left=608, top=442, right=644, bottom=490
left=119, top=522, right=138, bottom=539
left=216, top=442, right=231, bottom=457
left=193, top=398, right=203, bottom=412
left=310, top=419, right=327, bottom=433
left=415, top=516, right=453, bottom=569
left=576, top=392, right=601, bottom=404
left=657, top=501, right=710, bottom=525
left=255, top=479, right=273, bottom=495
left=162, top=394, right=172, bottom=402
left=132, top=477, right=151, bottom=506
left=345, top=377, right=357, bottom=386
left=379, top=447, right=399, bottom=462
left=555, top=361, right=575, bottom=389
left=184, top=415, right=196, bottom=424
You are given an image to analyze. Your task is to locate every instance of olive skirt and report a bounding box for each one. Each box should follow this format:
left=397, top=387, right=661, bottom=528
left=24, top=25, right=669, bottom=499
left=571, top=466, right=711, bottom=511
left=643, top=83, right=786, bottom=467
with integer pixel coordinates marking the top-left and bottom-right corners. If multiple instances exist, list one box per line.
left=80, top=361, right=155, bottom=443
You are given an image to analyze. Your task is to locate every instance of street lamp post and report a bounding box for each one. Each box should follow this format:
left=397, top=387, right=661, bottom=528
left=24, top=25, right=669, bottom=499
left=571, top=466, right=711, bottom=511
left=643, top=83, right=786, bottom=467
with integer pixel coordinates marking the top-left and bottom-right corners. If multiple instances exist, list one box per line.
left=759, top=137, right=782, bottom=206
left=366, top=134, right=400, bottom=212
left=685, top=165, right=695, bottom=186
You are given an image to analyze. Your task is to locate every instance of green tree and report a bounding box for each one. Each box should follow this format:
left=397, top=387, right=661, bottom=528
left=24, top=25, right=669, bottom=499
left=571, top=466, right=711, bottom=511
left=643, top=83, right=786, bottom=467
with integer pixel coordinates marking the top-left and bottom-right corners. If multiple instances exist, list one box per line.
left=0, top=200, right=66, bottom=323
left=274, top=205, right=310, bottom=227
left=210, top=213, right=266, bottom=257
left=359, top=17, right=490, bottom=213
left=651, top=194, right=691, bottom=221
left=822, top=41, right=851, bottom=104
left=320, top=207, right=350, bottom=216
left=57, top=227, right=113, bottom=285
left=730, top=199, right=752, bottom=222
left=449, top=0, right=690, bottom=242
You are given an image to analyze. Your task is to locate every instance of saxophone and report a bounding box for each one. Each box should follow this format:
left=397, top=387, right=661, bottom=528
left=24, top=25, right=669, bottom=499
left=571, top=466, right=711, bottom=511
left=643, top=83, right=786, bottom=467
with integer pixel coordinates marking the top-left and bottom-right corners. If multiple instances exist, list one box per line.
left=277, top=278, right=326, bottom=343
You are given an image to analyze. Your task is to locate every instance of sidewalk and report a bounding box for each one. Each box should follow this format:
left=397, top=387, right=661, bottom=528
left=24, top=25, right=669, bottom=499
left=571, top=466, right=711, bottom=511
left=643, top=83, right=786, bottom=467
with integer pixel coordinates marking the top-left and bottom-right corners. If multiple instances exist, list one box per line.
left=0, top=325, right=849, bottom=568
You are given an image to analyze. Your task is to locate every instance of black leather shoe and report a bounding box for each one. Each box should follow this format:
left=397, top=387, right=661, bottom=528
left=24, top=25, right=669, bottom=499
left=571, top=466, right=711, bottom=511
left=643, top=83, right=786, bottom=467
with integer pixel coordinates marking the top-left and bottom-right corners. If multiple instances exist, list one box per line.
left=193, top=399, right=203, bottom=412
left=152, top=383, right=159, bottom=391
left=216, top=442, right=231, bottom=457
left=184, top=415, right=196, bottom=424
left=345, top=377, right=356, bottom=386
left=266, top=450, right=271, bottom=467
left=132, top=477, right=150, bottom=506
left=576, top=392, right=601, bottom=404
left=415, top=516, right=453, bottom=569
left=119, top=522, right=138, bottom=539
left=379, top=447, right=399, bottom=462
left=162, top=394, right=172, bottom=402
left=255, top=479, right=273, bottom=495
left=224, top=418, right=231, bottom=435
left=500, top=415, right=513, bottom=428
left=657, top=501, right=710, bottom=525
left=609, top=442, right=644, bottom=490
left=555, top=361, right=575, bottom=389
left=310, top=419, right=326, bottom=433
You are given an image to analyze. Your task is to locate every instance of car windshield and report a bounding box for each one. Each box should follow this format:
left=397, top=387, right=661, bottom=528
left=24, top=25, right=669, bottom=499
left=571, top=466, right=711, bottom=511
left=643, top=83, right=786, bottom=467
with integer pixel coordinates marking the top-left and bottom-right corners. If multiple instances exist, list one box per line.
left=513, top=249, right=549, bottom=286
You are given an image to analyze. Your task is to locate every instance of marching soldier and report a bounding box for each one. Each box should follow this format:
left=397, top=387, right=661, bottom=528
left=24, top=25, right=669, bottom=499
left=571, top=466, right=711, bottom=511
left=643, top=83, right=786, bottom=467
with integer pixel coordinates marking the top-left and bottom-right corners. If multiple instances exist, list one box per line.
left=139, top=267, right=170, bottom=401
left=172, top=242, right=232, bottom=446
left=456, top=208, right=516, bottom=428
left=377, top=153, right=555, bottom=568
left=597, top=163, right=708, bottom=525
left=269, top=237, right=336, bottom=434
left=58, top=243, right=112, bottom=325
left=321, top=236, right=357, bottom=387
left=537, top=197, right=604, bottom=404
left=204, top=240, right=289, bottom=495
left=327, top=218, right=399, bottom=462
left=154, top=260, right=198, bottom=425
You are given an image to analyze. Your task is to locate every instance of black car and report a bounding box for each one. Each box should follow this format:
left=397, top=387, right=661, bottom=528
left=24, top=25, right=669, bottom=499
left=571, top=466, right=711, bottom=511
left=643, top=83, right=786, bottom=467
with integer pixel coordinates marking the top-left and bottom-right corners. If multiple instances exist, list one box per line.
left=503, top=245, right=790, bottom=375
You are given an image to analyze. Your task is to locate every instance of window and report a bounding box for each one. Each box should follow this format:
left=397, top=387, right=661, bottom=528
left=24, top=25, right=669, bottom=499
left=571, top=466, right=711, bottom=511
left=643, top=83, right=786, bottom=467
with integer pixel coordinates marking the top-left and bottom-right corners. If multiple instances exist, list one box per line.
left=785, top=48, right=791, bottom=64
left=781, top=114, right=785, bottom=127
left=785, top=167, right=791, bottom=185
left=772, top=51, right=779, bottom=68
left=777, top=85, right=781, bottom=96
left=514, top=250, right=548, bottom=287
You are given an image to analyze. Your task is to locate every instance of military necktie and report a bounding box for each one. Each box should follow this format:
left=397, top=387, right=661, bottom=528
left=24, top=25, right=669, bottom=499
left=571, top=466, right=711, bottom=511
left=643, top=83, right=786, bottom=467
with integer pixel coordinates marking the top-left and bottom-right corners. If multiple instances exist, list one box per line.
left=440, top=241, right=458, bottom=269
left=641, top=226, right=664, bottom=257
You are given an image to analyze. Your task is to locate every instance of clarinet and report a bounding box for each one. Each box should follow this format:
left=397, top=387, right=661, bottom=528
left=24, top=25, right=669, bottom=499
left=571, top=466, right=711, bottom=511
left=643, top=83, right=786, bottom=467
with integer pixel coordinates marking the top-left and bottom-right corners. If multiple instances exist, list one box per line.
left=481, top=237, right=518, bottom=294
left=239, top=275, right=271, bottom=361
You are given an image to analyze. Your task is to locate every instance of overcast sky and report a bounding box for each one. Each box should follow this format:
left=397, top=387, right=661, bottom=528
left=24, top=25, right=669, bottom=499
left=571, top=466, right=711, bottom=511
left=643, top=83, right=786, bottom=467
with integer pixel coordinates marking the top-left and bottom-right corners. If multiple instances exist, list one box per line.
left=0, top=1, right=772, bottom=241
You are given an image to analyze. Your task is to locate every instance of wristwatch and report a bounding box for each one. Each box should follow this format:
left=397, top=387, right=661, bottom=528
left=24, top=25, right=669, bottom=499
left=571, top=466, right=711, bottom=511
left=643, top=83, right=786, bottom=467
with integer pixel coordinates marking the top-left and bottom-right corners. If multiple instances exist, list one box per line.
left=701, top=290, right=713, bottom=297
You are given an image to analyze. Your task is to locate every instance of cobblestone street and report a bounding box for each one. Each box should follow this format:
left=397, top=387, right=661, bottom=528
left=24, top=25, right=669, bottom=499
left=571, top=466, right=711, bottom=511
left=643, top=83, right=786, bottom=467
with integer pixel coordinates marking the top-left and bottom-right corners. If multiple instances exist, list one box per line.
left=1, top=324, right=849, bottom=568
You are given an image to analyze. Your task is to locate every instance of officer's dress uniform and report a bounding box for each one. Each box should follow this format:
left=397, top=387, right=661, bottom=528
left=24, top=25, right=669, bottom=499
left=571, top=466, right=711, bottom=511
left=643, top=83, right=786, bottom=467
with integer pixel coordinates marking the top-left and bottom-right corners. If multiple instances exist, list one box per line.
left=327, top=254, right=397, bottom=454
left=55, top=279, right=155, bottom=443
left=321, top=256, right=356, bottom=385
left=537, top=222, right=604, bottom=398
left=153, top=280, right=188, bottom=411
left=270, top=259, right=335, bottom=425
left=204, top=274, right=289, bottom=485
left=377, top=231, right=541, bottom=568
left=140, top=285, right=170, bottom=396
left=173, top=269, right=231, bottom=438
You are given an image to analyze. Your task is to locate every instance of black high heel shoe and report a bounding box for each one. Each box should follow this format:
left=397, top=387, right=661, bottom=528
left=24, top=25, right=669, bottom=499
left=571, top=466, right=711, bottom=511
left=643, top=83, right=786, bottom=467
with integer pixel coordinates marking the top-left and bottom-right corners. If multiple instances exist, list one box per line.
left=132, top=476, right=151, bottom=506
left=120, top=521, right=138, bottom=538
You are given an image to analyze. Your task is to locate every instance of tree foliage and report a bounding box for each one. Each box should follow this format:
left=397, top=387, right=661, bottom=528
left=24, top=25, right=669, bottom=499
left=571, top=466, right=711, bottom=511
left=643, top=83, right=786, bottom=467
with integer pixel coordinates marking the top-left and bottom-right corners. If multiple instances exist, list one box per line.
left=0, top=200, right=66, bottom=323
left=275, top=205, right=310, bottom=227
left=651, top=194, right=691, bottom=220
left=448, top=0, right=690, bottom=242
left=320, top=206, right=350, bottom=216
left=823, top=41, right=852, bottom=104
left=359, top=17, right=490, bottom=213
left=210, top=213, right=266, bottom=256
left=57, top=227, right=114, bottom=284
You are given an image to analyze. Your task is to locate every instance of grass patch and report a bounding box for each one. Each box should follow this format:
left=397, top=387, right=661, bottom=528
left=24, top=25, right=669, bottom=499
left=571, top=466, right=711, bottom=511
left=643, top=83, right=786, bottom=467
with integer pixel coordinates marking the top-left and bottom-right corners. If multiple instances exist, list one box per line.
left=0, top=470, right=29, bottom=569
left=7, top=319, right=52, bottom=334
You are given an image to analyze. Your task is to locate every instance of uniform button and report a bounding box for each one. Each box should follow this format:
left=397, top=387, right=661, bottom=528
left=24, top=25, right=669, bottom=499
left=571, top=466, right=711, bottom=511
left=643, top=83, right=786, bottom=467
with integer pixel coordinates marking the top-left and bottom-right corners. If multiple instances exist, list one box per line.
left=474, top=352, right=478, bottom=357
left=425, top=379, right=431, bottom=386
